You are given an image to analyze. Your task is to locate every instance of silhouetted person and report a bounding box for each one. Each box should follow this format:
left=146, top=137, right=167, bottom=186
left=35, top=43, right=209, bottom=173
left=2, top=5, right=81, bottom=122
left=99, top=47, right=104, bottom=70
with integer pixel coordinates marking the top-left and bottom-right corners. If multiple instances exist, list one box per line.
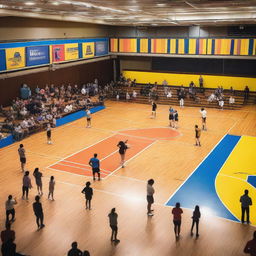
left=147, top=179, right=155, bottom=216
left=22, top=171, right=32, bottom=200
left=33, top=168, right=43, bottom=196
left=83, top=251, right=90, bottom=256
left=67, top=241, right=82, bottom=256
left=191, top=205, right=201, bottom=237
left=244, top=231, right=256, bottom=255
left=81, top=182, right=93, bottom=210
left=33, top=195, right=45, bottom=230
left=172, top=202, right=183, bottom=238
left=1, top=222, right=15, bottom=244
left=18, top=144, right=26, bottom=172
left=244, top=86, right=250, bottom=102
left=240, top=189, right=252, bottom=224
left=5, top=195, right=17, bottom=223
left=108, top=208, right=119, bottom=243
left=1, top=239, right=25, bottom=256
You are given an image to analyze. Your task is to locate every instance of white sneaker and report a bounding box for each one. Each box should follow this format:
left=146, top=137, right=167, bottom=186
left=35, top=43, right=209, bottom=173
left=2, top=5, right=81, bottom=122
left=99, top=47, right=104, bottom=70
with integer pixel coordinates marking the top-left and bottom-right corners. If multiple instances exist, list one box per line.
left=147, top=212, right=154, bottom=216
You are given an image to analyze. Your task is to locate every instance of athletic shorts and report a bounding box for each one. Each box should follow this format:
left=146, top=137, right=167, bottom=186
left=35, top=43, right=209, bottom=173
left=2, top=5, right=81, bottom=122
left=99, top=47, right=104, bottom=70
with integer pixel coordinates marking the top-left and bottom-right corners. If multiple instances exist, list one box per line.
left=196, top=135, right=200, bottom=139
left=147, top=195, right=154, bottom=204
left=20, top=157, right=26, bottom=164
left=87, top=117, right=91, bottom=121
left=175, top=117, right=178, bottom=121
left=173, top=220, right=181, bottom=226
left=202, top=117, right=206, bottom=122
left=110, top=225, right=117, bottom=231
left=92, top=167, right=100, bottom=173
left=169, top=114, right=174, bottom=120
left=47, top=131, right=51, bottom=138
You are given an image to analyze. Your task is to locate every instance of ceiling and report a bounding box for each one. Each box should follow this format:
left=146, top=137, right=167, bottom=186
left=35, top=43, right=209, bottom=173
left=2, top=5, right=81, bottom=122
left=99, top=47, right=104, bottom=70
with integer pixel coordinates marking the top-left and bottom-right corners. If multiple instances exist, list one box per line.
left=0, top=0, right=256, bottom=26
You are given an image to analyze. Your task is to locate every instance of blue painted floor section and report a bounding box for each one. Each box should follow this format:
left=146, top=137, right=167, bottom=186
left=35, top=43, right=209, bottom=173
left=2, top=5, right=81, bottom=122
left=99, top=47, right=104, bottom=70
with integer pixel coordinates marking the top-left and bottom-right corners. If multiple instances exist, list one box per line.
left=247, top=176, right=256, bottom=189
left=166, top=134, right=241, bottom=221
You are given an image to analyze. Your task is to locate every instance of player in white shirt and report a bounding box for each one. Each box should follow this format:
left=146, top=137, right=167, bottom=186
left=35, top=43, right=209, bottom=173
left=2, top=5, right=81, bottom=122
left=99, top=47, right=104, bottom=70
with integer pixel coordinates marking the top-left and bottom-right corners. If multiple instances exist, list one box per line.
left=86, top=109, right=91, bottom=128
left=199, top=108, right=207, bottom=131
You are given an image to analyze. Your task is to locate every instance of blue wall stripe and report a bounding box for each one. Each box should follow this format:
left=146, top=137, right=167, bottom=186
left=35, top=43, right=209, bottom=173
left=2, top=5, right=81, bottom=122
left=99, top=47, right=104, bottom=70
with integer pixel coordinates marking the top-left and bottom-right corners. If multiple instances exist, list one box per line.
left=196, top=39, right=200, bottom=55
left=0, top=38, right=108, bottom=49
left=166, top=134, right=241, bottom=222
left=176, top=39, right=179, bottom=54
left=137, top=39, right=140, bottom=53
left=249, top=39, right=254, bottom=55
left=0, top=135, right=14, bottom=149
left=230, top=39, right=235, bottom=55
left=78, top=43, right=83, bottom=59
left=0, top=49, right=6, bottom=71
left=184, top=39, right=189, bottom=54
left=211, top=39, right=215, bottom=55
left=167, top=39, right=170, bottom=53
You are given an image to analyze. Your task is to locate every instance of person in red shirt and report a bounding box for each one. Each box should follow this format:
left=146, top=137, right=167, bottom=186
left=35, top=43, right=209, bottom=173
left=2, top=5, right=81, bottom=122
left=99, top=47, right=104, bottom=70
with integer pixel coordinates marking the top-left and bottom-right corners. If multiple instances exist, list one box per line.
left=172, top=202, right=183, bottom=238
left=244, top=231, right=256, bottom=256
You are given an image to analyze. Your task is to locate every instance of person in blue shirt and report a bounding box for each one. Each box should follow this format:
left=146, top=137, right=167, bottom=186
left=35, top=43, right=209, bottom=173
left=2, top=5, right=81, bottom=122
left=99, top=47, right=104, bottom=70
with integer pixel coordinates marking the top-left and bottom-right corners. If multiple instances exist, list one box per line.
left=89, top=153, right=100, bottom=181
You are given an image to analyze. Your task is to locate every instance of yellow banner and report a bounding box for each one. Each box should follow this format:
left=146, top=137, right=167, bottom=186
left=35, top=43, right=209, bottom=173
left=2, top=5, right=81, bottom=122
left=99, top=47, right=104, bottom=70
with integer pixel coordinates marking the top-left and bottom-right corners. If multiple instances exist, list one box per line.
left=65, top=43, right=79, bottom=61
left=82, top=42, right=95, bottom=58
left=6, top=47, right=25, bottom=70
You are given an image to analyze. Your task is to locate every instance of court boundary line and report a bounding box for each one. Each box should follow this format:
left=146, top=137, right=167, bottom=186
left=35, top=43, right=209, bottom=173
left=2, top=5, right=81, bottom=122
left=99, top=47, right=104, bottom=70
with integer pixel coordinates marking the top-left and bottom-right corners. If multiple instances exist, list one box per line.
left=47, top=167, right=96, bottom=179
left=163, top=133, right=227, bottom=206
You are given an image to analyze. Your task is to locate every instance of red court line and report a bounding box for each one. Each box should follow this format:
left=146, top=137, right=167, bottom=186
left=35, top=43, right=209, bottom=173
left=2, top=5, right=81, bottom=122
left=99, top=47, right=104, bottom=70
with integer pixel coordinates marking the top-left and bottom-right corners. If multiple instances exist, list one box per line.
left=48, top=128, right=179, bottom=178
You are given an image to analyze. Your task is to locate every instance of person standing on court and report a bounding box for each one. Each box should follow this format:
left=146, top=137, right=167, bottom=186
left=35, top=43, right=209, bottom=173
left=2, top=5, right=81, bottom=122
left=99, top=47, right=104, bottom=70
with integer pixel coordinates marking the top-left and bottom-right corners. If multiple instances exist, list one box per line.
left=151, top=101, right=157, bottom=118
left=199, top=108, right=207, bottom=131
left=117, top=140, right=128, bottom=168
left=172, top=202, right=183, bottom=239
left=81, top=182, right=93, bottom=210
left=244, top=231, right=256, bottom=255
left=67, top=241, right=83, bottom=256
left=240, top=189, right=252, bottom=224
left=5, top=195, right=17, bottom=223
left=46, top=123, right=52, bottom=144
left=88, top=153, right=100, bottom=181
left=190, top=205, right=201, bottom=237
left=86, top=108, right=91, bottom=128
left=18, top=144, right=26, bottom=172
left=199, top=75, right=204, bottom=93
left=48, top=176, right=55, bottom=200
left=33, top=168, right=43, bottom=196
left=32, top=195, right=45, bottom=230
left=108, top=208, right=120, bottom=243
left=195, top=125, right=201, bottom=146
left=147, top=179, right=155, bottom=216
left=22, top=171, right=32, bottom=200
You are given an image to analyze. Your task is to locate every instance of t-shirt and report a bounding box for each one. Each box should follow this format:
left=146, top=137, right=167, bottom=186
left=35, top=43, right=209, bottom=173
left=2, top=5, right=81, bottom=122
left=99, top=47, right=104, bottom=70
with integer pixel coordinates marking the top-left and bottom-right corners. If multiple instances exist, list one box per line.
left=1, top=230, right=15, bottom=243
left=200, top=110, right=207, bottom=118
left=67, top=248, right=83, bottom=256
left=5, top=199, right=16, bottom=211
left=118, top=141, right=127, bottom=154
left=147, top=184, right=155, bottom=196
left=240, top=194, right=252, bottom=207
left=82, top=187, right=93, bottom=198
left=86, top=110, right=91, bottom=118
left=18, top=147, right=25, bottom=158
left=89, top=157, right=99, bottom=168
left=108, top=212, right=118, bottom=226
left=172, top=207, right=183, bottom=221
left=33, top=202, right=43, bottom=215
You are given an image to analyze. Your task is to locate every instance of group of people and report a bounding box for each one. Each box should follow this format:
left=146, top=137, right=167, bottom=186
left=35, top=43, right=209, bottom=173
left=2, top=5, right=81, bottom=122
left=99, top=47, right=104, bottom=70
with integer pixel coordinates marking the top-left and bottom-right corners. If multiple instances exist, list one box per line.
left=0, top=80, right=105, bottom=142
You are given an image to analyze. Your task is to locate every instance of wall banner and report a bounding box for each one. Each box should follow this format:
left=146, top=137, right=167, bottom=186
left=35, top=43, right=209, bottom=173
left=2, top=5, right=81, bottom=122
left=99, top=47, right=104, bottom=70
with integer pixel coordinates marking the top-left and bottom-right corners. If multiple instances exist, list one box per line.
left=65, top=43, right=79, bottom=61
left=95, top=41, right=108, bottom=56
left=6, top=47, right=25, bottom=70
left=0, top=49, right=6, bottom=71
left=52, top=45, right=65, bottom=62
left=26, top=45, right=49, bottom=66
left=82, top=42, right=95, bottom=58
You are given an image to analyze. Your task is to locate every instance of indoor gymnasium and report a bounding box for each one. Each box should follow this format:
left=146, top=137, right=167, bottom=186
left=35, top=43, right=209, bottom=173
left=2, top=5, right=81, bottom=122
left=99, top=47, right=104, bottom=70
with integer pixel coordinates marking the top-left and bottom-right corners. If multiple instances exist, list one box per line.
left=0, top=1, right=256, bottom=256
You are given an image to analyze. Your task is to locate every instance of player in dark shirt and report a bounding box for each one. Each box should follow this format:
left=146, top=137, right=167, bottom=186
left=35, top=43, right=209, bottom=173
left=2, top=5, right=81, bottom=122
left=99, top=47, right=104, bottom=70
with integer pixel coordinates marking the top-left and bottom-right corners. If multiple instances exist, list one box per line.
left=81, top=182, right=93, bottom=210
left=151, top=101, right=157, bottom=118
left=32, top=196, right=45, bottom=230
left=244, top=231, right=256, bottom=256
left=117, top=140, right=128, bottom=168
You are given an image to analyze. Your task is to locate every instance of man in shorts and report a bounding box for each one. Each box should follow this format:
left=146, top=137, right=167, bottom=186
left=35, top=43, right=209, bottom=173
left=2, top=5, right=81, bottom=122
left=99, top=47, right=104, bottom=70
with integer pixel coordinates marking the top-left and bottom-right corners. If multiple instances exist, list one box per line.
left=89, top=153, right=100, bottom=181
left=18, top=144, right=26, bottom=172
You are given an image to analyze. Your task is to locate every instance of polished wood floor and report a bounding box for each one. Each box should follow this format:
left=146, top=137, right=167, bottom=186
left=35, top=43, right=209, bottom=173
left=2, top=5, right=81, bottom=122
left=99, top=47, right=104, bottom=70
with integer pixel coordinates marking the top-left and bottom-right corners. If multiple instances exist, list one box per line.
left=0, top=101, right=255, bottom=256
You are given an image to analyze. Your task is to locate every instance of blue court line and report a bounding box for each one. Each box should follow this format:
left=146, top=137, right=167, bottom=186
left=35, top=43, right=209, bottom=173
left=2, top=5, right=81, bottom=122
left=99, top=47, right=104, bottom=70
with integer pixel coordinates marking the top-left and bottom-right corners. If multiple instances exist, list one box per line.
left=166, top=134, right=241, bottom=221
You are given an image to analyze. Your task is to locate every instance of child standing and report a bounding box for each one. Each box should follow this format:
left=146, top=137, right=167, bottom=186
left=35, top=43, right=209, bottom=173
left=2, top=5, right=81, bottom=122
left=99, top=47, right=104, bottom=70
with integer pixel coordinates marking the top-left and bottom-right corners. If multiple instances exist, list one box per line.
left=195, top=125, right=201, bottom=146
left=48, top=176, right=55, bottom=200
left=191, top=205, right=201, bottom=237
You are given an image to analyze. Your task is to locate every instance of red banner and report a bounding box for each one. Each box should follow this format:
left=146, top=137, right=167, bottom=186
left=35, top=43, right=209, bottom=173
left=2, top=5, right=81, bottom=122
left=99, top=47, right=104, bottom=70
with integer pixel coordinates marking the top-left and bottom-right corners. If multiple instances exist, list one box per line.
left=52, top=45, right=65, bottom=62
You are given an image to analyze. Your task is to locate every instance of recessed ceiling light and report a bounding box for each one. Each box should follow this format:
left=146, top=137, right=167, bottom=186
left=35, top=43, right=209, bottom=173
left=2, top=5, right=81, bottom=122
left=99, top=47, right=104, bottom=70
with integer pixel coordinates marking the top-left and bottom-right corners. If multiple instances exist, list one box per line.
left=25, top=2, right=35, bottom=5
left=52, top=2, right=60, bottom=5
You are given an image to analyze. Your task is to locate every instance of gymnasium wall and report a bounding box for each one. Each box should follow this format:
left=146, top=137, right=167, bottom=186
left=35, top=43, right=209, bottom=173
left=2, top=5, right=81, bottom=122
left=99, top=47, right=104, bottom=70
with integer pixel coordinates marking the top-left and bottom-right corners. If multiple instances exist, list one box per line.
left=0, top=17, right=111, bottom=41
left=0, top=59, right=114, bottom=106
left=123, top=70, right=256, bottom=91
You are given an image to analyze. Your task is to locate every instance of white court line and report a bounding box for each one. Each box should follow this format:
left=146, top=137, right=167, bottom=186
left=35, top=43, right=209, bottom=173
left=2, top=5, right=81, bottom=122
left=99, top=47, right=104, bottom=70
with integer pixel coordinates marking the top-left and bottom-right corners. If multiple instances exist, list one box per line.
left=47, top=167, right=96, bottom=179
left=105, top=140, right=157, bottom=180
left=163, top=134, right=227, bottom=206
left=227, top=119, right=239, bottom=134
left=218, top=173, right=246, bottom=182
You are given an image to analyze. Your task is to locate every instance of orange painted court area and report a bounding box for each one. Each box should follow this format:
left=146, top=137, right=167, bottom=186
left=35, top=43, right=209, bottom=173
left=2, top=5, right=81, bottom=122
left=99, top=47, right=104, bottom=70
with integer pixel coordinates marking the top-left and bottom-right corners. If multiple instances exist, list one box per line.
left=48, top=128, right=180, bottom=178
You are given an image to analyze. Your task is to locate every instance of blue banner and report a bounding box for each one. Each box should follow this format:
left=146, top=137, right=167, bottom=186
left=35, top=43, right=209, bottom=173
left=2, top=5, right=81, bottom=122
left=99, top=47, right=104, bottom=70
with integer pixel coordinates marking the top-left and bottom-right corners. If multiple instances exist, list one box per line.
left=95, top=41, right=108, bottom=56
left=26, top=45, right=50, bottom=66
left=0, top=49, right=6, bottom=71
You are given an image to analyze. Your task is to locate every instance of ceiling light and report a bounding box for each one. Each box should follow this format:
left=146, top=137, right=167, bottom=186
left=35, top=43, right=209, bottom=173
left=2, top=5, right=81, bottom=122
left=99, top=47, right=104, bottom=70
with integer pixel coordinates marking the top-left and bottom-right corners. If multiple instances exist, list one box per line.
left=25, top=2, right=35, bottom=5
left=151, top=23, right=158, bottom=26
left=157, top=4, right=166, bottom=7
left=52, top=2, right=60, bottom=5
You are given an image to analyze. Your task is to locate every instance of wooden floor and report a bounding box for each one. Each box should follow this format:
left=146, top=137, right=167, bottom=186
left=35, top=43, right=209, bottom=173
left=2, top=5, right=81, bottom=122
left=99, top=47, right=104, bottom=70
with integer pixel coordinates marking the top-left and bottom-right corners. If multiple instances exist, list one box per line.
left=0, top=101, right=256, bottom=256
